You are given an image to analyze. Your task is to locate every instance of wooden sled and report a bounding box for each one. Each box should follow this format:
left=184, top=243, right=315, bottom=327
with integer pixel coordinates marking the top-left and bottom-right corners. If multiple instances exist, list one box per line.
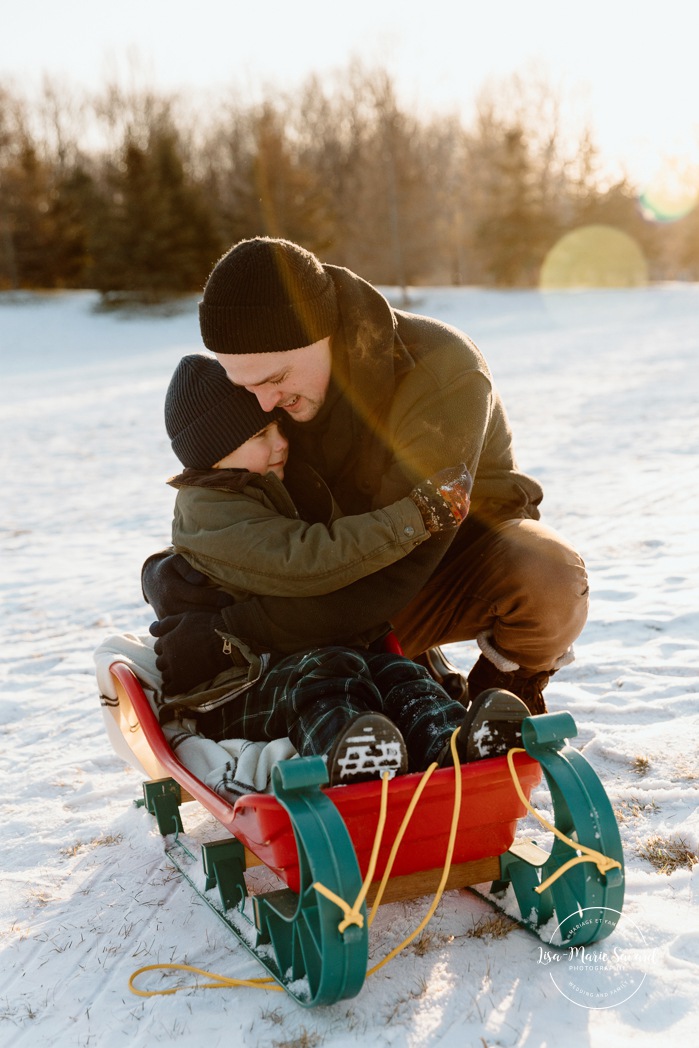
left=107, top=659, right=625, bottom=1007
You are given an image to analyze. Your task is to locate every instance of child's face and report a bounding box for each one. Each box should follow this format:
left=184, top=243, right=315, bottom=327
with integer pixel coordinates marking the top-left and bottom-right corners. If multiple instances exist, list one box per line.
left=213, top=421, right=289, bottom=480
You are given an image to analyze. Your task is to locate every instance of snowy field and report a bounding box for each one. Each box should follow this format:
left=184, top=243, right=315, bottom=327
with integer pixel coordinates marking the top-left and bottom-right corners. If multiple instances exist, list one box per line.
left=1, top=284, right=698, bottom=1047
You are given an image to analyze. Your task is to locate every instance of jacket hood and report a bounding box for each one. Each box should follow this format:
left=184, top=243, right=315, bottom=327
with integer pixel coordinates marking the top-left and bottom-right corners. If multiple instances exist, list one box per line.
left=327, top=264, right=415, bottom=428
left=168, top=460, right=337, bottom=526
left=167, top=466, right=258, bottom=493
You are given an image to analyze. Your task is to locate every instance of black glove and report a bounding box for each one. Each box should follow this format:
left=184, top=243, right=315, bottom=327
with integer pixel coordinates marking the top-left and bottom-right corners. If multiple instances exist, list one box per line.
left=149, top=611, right=234, bottom=697
left=141, top=551, right=235, bottom=619
left=408, top=464, right=473, bottom=534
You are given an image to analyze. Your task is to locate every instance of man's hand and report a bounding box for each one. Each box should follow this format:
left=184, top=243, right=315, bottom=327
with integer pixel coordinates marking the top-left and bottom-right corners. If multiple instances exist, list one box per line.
left=149, top=611, right=233, bottom=696
left=409, top=464, right=473, bottom=534
left=142, top=551, right=235, bottom=619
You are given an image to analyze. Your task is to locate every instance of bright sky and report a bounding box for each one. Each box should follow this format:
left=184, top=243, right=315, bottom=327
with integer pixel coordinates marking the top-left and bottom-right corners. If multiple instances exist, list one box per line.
left=4, top=0, right=699, bottom=189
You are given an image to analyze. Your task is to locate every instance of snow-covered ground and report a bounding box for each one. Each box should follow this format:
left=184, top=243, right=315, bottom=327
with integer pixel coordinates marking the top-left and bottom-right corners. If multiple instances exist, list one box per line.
left=1, top=285, right=697, bottom=1047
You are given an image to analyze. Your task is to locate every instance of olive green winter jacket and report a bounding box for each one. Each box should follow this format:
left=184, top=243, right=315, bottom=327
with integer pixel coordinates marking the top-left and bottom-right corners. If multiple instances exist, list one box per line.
left=169, top=459, right=429, bottom=602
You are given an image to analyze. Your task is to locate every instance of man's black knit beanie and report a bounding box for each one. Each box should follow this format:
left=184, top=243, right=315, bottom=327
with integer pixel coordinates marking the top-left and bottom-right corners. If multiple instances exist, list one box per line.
left=199, top=237, right=339, bottom=355
left=165, top=354, right=275, bottom=469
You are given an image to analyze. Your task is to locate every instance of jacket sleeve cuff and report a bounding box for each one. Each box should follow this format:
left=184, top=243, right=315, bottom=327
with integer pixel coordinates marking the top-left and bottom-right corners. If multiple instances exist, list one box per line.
left=386, top=496, right=430, bottom=547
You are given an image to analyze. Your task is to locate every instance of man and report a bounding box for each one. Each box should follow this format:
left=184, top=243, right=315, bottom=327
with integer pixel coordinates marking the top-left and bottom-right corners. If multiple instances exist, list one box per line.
left=144, top=237, right=589, bottom=714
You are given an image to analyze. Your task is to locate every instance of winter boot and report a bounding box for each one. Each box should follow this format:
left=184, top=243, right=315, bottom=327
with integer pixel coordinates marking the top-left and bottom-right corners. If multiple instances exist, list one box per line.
left=467, top=654, right=550, bottom=716
left=438, top=688, right=530, bottom=766
left=326, top=713, right=408, bottom=786
left=413, top=646, right=469, bottom=704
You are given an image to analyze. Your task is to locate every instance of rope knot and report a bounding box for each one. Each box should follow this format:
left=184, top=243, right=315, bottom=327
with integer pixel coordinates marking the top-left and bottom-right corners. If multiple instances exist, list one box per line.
left=311, top=882, right=365, bottom=932
left=506, top=747, right=622, bottom=895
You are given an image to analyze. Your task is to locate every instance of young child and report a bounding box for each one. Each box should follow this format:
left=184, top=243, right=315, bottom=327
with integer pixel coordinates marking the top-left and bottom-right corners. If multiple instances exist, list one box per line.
left=155, top=353, right=528, bottom=785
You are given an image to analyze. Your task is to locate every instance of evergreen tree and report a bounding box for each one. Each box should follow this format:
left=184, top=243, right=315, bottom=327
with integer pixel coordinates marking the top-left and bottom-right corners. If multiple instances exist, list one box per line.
left=45, top=164, right=95, bottom=287
left=472, top=126, right=560, bottom=287
left=1, top=139, right=57, bottom=287
left=91, top=123, right=221, bottom=302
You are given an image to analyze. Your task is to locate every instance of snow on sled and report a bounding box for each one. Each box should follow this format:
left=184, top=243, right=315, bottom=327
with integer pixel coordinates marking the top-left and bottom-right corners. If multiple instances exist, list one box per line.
left=105, top=659, right=625, bottom=1008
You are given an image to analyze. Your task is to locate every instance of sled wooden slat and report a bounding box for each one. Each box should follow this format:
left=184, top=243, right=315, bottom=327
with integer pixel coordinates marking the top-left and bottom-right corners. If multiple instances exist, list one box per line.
left=365, top=856, right=501, bottom=906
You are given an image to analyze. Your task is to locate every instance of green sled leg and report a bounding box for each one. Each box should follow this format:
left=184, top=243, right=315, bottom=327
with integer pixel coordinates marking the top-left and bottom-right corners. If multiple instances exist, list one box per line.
left=497, top=712, right=625, bottom=946
left=252, top=757, right=369, bottom=1006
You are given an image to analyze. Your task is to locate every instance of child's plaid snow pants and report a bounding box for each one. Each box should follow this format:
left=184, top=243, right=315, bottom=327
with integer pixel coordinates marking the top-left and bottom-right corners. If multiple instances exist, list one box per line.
left=196, top=645, right=466, bottom=773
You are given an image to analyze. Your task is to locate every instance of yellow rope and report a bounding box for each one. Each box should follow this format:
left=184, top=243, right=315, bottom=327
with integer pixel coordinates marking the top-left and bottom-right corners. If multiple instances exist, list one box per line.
left=366, top=728, right=462, bottom=975
left=312, top=769, right=391, bottom=932
left=506, top=747, right=622, bottom=894
left=129, top=963, right=282, bottom=997
left=315, top=729, right=463, bottom=974
left=367, top=764, right=437, bottom=926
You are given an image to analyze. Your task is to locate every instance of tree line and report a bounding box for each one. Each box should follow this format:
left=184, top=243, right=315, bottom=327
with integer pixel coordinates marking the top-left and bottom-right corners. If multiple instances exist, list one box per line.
left=1, top=64, right=698, bottom=301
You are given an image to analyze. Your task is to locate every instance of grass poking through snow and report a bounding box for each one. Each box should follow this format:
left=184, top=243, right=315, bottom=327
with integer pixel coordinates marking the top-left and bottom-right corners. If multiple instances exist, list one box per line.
left=638, top=836, right=698, bottom=874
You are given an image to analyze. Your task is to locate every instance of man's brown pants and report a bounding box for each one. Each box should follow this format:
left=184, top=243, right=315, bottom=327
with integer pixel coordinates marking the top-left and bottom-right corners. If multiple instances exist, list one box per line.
left=391, top=519, right=589, bottom=673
